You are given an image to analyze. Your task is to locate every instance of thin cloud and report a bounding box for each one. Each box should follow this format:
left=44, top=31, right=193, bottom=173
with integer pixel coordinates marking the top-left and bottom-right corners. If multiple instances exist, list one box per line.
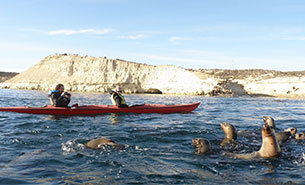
left=169, top=36, right=217, bottom=43
left=118, top=34, right=147, bottom=40
left=47, top=29, right=113, bottom=35
left=169, top=36, right=192, bottom=42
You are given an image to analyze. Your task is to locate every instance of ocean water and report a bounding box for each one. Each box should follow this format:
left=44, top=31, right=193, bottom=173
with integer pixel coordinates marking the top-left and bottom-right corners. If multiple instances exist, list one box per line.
left=0, top=89, right=304, bottom=184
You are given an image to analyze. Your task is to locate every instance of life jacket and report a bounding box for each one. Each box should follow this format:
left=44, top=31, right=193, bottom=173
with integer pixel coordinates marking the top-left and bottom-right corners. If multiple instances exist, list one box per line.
left=111, top=92, right=127, bottom=106
left=48, top=90, right=71, bottom=107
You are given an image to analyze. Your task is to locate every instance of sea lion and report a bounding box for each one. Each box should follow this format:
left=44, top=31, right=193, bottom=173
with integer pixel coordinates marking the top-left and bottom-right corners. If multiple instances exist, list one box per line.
left=220, top=122, right=237, bottom=146
left=192, top=138, right=212, bottom=154
left=85, top=138, right=124, bottom=150
left=295, top=133, right=305, bottom=140
left=227, top=123, right=281, bottom=159
left=263, top=116, right=297, bottom=144
left=275, top=127, right=297, bottom=145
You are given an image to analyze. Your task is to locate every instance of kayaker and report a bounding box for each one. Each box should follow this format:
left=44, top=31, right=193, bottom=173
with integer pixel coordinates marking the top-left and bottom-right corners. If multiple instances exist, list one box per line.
left=109, top=87, right=128, bottom=108
left=48, top=84, right=71, bottom=107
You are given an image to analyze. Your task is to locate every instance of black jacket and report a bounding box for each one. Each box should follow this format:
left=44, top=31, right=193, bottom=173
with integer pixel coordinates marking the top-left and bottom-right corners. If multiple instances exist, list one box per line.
left=48, top=90, right=70, bottom=107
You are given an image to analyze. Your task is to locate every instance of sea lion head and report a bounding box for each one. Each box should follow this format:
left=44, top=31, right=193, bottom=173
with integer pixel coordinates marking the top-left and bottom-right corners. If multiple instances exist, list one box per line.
left=192, top=138, right=212, bottom=154
left=295, top=133, right=305, bottom=140
left=262, top=123, right=273, bottom=136
left=85, top=138, right=117, bottom=149
left=263, top=116, right=275, bottom=130
left=284, top=127, right=297, bottom=135
left=221, top=122, right=237, bottom=140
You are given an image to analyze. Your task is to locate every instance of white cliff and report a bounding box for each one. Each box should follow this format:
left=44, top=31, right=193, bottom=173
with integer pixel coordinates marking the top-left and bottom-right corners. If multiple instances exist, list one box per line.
left=2, top=54, right=305, bottom=98
left=196, top=69, right=305, bottom=98
left=0, top=54, right=217, bottom=95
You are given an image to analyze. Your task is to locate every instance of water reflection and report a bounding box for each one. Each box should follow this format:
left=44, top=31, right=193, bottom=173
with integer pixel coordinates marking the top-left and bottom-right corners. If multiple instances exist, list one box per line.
left=110, top=113, right=122, bottom=124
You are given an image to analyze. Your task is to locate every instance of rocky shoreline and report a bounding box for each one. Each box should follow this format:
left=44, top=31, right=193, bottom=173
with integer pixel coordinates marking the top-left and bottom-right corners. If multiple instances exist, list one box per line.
left=1, top=54, right=305, bottom=98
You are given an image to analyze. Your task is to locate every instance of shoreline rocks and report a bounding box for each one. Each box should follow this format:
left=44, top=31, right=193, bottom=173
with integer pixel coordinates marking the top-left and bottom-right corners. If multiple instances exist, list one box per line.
left=1, top=54, right=305, bottom=98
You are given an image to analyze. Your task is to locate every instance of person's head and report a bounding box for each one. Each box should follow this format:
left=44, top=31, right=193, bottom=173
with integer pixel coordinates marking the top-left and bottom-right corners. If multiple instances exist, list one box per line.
left=115, top=87, right=122, bottom=93
left=55, top=84, right=65, bottom=93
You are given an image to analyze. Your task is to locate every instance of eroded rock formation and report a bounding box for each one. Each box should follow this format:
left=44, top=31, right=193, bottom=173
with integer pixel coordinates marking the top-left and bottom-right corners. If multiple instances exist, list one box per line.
left=1, top=54, right=305, bottom=98
left=0, top=54, right=216, bottom=95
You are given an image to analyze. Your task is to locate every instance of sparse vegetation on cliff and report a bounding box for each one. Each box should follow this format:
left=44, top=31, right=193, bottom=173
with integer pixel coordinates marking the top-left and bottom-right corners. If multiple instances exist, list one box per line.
left=0, top=72, right=18, bottom=83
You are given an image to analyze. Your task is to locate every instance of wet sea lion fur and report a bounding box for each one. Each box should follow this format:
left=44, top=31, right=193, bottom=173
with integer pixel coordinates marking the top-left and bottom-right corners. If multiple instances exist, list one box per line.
left=192, top=138, right=212, bottom=154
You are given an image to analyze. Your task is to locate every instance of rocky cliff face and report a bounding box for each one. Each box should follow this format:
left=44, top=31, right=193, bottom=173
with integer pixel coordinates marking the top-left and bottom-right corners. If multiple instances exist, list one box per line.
left=0, top=54, right=216, bottom=95
left=194, top=69, right=305, bottom=98
left=1, top=54, right=305, bottom=98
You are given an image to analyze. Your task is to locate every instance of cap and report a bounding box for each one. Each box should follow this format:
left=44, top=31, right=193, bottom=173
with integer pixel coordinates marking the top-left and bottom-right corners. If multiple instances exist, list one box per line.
left=115, top=87, right=122, bottom=93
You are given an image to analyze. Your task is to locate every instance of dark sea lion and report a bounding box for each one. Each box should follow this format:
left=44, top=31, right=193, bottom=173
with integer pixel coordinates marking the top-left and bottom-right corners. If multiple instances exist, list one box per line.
left=192, top=138, right=212, bottom=154
left=85, top=138, right=124, bottom=150
left=220, top=122, right=237, bottom=146
left=295, top=133, right=305, bottom=140
left=227, top=123, right=281, bottom=159
left=221, top=122, right=237, bottom=140
left=275, top=132, right=291, bottom=145
left=275, top=127, right=297, bottom=145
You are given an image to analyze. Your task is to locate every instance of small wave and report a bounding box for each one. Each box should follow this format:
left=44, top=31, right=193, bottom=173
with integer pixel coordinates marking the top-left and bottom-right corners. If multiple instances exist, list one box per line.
left=293, top=152, right=305, bottom=166
left=61, top=139, right=85, bottom=155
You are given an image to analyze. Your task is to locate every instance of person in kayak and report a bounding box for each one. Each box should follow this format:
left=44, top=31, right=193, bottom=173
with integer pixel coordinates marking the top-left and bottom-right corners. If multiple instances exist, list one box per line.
left=48, top=84, right=71, bottom=107
left=109, top=87, right=128, bottom=108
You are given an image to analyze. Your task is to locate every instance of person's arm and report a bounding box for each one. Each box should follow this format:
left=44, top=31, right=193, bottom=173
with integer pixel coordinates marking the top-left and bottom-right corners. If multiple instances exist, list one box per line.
left=50, top=92, right=61, bottom=107
left=48, top=90, right=56, bottom=106
left=109, top=90, right=115, bottom=95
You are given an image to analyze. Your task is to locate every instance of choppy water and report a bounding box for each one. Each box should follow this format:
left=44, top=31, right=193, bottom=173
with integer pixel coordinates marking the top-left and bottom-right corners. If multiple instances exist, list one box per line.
left=0, top=89, right=304, bottom=184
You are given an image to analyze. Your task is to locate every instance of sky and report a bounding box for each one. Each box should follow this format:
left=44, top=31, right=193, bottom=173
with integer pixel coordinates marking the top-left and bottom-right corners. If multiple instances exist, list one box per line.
left=1, top=0, right=305, bottom=72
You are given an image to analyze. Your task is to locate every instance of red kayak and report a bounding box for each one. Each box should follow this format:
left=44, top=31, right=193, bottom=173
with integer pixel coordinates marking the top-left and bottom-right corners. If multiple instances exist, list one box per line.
left=0, top=102, right=200, bottom=115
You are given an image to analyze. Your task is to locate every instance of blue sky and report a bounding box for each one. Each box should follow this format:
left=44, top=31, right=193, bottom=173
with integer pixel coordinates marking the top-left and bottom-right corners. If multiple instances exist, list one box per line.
left=1, top=0, right=305, bottom=72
